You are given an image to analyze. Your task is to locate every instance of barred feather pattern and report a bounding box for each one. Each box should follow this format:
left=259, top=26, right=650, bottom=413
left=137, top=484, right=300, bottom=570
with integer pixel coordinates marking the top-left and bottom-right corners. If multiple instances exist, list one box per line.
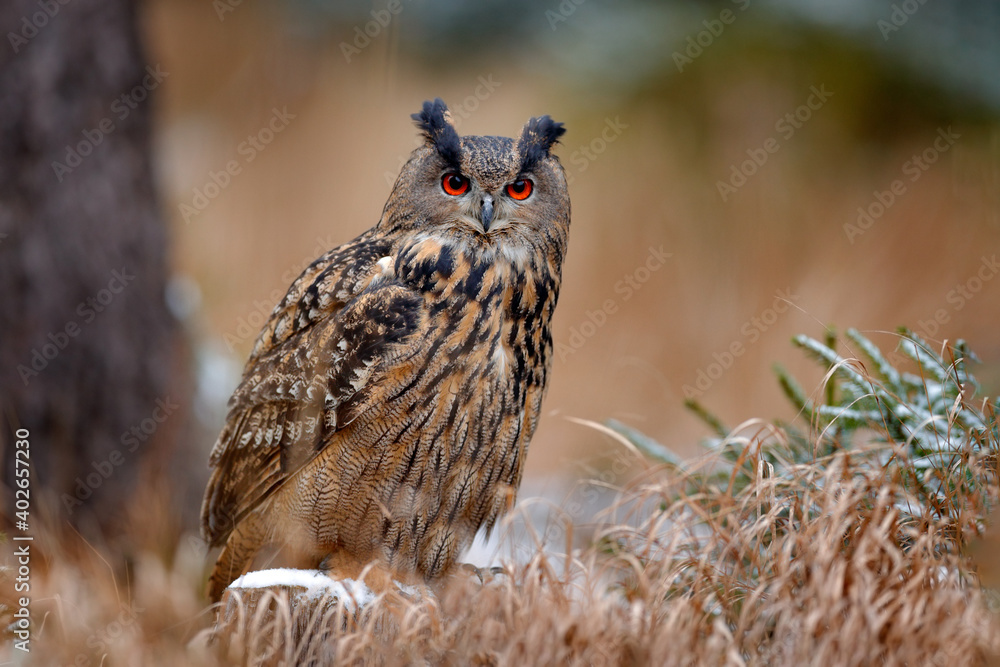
left=201, top=100, right=569, bottom=601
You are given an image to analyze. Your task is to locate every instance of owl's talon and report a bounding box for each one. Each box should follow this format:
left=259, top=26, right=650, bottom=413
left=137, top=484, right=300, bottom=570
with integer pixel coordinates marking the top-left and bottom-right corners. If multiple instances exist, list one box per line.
left=457, top=563, right=509, bottom=585
left=458, top=562, right=485, bottom=584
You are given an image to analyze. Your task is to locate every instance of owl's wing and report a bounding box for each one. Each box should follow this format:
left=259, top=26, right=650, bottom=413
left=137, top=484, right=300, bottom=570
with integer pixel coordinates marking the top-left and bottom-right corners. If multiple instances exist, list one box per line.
left=243, top=230, right=391, bottom=365
left=201, top=282, right=426, bottom=546
left=201, top=240, right=426, bottom=547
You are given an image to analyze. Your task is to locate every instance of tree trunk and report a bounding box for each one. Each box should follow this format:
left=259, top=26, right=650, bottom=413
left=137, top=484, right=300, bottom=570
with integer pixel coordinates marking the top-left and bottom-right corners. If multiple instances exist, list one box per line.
left=0, top=0, right=187, bottom=542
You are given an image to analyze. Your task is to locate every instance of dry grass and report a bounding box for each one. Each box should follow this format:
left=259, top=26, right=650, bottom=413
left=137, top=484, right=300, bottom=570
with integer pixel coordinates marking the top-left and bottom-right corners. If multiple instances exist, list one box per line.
left=204, top=443, right=999, bottom=666
left=4, top=332, right=999, bottom=665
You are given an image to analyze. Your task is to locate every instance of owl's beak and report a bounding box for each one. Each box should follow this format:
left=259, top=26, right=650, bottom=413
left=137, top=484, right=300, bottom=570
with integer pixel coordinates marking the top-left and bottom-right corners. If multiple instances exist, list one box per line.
left=479, top=195, right=494, bottom=232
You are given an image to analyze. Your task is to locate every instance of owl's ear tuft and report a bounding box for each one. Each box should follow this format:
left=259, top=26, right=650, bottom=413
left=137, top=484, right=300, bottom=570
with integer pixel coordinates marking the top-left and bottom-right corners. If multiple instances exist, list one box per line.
left=518, top=115, right=566, bottom=173
left=412, top=98, right=462, bottom=169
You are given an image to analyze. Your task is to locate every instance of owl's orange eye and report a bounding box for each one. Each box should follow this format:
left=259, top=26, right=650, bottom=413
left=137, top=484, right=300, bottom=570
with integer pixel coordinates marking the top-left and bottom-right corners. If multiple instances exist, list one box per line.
left=506, top=179, right=533, bottom=201
left=442, top=173, right=469, bottom=196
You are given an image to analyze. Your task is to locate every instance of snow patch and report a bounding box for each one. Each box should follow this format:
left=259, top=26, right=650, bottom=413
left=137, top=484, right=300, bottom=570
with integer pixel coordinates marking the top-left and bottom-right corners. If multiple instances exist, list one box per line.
left=229, top=569, right=375, bottom=610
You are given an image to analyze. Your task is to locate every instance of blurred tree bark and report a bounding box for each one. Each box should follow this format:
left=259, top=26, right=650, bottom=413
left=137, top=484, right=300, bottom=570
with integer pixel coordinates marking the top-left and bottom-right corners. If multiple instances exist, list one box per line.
left=0, top=0, right=190, bottom=545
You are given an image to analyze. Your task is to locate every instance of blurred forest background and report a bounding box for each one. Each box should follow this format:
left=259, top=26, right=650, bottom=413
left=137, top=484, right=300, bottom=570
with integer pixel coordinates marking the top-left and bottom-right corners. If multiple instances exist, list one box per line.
left=155, top=0, right=1000, bottom=527
left=2, top=0, right=999, bottom=599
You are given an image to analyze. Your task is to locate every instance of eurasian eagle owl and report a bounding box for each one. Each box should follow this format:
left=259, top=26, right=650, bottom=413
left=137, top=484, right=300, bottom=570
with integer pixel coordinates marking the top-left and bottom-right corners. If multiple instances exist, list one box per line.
left=201, top=99, right=569, bottom=601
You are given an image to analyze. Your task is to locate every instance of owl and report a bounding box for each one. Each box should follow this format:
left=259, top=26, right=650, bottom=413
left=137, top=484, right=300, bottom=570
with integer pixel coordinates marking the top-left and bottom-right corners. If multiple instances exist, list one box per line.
left=201, top=99, right=569, bottom=602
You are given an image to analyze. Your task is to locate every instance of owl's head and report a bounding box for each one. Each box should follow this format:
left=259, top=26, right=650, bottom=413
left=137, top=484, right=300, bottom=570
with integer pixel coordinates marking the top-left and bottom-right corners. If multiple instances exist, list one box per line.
left=382, top=99, right=569, bottom=258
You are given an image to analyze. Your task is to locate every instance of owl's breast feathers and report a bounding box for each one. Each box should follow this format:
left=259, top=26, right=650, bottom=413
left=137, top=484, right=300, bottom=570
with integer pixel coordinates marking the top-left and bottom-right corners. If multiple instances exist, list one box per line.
left=392, top=233, right=558, bottom=404
left=201, top=229, right=559, bottom=554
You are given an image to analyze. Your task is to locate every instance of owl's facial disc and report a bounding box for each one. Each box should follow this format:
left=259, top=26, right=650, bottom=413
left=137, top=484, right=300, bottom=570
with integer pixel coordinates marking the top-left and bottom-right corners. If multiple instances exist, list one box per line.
left=454, top=182, right=527, bottom=236
left=461, top=188, right=514, bottom=235
left=480, top=194, right=494, bottom=230
left=442, top=176, right=507, bottom=235
left=456, top=190, right=499, bottom=234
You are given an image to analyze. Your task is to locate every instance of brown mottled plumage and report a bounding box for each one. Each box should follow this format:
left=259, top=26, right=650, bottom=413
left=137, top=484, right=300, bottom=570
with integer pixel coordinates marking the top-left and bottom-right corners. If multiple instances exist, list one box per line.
left=201, top=99, right=569, bottom=602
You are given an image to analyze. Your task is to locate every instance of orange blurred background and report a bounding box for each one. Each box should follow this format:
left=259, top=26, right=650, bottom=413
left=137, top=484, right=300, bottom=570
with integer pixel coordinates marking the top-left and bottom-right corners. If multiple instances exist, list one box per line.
left=144, top=0, right=1000, bottom=512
